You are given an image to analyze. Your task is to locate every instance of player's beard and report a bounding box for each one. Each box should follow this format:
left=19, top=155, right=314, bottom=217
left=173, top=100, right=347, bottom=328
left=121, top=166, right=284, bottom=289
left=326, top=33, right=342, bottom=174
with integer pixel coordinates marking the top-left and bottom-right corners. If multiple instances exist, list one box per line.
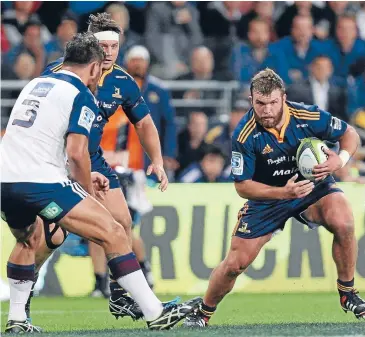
left=254, top=105, right=284, bottom=129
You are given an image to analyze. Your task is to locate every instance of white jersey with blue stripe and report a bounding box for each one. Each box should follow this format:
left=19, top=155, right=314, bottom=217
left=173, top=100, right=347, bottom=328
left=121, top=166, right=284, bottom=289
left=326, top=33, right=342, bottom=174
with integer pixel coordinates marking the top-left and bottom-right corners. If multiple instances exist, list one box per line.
left=1, top=70, right=98, bottom=183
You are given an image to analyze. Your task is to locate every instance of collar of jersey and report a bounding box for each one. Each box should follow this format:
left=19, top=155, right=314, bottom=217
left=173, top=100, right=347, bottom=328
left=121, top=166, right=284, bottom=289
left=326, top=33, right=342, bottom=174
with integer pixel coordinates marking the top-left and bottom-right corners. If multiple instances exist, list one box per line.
left=263, top=103, right=290, bottom=143
left=98, top=65, right=114, bottom=87
left=58, top=69, right=82, bottom=82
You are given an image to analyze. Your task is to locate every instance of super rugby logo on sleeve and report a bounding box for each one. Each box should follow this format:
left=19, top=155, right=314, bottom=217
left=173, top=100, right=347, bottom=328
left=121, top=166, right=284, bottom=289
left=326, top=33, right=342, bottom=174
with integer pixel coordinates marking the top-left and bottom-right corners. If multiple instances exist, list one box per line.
left=78, top=106, right=95, bottom=132
left=330, top=116, right=342, bottom=130
left=232, top=151, right=244, bottom=175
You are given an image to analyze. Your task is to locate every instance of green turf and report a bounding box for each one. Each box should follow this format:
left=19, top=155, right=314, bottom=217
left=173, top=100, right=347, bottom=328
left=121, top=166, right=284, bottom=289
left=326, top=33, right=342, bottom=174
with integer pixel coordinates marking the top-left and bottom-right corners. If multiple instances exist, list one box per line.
left=1, top=293, right=364, bottom=336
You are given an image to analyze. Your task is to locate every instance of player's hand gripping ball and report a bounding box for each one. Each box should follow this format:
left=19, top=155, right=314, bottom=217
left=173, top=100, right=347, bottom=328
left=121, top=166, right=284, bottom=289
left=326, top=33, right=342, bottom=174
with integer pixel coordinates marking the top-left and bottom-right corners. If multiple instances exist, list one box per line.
left=296, top=138, right=329, bottom=181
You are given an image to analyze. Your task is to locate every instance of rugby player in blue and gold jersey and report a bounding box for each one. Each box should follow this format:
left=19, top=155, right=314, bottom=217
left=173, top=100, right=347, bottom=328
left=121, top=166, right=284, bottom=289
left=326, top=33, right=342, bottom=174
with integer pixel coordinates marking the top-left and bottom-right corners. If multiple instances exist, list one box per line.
left=184, top=68, right=365, bottom=327
left=20, top=13, right=172, bottom=325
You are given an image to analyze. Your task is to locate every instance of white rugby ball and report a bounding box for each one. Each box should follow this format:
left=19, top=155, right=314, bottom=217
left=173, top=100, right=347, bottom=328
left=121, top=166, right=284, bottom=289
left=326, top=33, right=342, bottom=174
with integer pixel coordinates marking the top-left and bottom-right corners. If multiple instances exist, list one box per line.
left=296, top=138, right=329, bottom=181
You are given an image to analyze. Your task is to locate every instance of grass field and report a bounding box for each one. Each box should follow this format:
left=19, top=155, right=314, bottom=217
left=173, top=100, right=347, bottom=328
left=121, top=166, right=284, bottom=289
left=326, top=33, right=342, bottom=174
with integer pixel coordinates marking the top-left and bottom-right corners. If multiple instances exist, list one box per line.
left=1, top=293, right=364, bottom=336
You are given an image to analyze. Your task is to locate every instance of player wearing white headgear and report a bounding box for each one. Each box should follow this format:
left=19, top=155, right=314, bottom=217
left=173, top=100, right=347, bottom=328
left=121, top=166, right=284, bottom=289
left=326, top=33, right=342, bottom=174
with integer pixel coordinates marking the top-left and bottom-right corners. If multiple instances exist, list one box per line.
left=13, top=13, right=200, bottom=330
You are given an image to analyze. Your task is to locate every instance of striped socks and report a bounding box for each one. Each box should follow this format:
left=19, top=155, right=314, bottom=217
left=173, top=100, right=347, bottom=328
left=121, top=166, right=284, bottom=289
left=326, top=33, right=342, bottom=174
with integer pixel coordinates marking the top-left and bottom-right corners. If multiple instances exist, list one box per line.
left=337, top=278, right=354, bottom=297
left=199, top=302, right=216, bottom=323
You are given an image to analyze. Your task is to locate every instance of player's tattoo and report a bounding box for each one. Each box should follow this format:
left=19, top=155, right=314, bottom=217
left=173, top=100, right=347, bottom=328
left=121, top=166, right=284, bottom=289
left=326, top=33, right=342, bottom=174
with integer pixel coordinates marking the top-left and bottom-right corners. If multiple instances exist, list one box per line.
left=106, top=253, right=121, bottom=261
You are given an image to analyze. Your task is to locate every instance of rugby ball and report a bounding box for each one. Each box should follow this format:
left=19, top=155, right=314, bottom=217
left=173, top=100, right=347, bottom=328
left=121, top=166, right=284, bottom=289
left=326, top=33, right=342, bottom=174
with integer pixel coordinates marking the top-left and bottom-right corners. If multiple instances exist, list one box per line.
left=296, top=138, right=329, bottom=181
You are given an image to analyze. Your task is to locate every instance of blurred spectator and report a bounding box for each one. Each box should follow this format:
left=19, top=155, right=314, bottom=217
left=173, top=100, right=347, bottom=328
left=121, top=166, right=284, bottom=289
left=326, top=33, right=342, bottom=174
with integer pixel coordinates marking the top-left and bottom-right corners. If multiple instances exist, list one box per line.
left=177, top=111, right=208, bottom=176
left=348, top=75, right=365, bottom=117
left=275, top=2, right=324, bottom=39
left=4, top=53, right=36, bottom=80
left=319, top=1, right=357, bottom=39
left=352, top=109, right=365, bottom=139
left=325, top=15, right=365, bottom=84
left=178, top=46, right=230, bottom=81
left=69, top=1, right=107, bottom=15
left=237, top=1, right=277, bottom=42
left=349, top=57, right=365, bottom=79
left=121, top=46, right=178, bottom=174
left=177, top=144, right=229, bottom=183
left=145, top=1, right=203, bottom=79
left=270, top=15, right=326, bottom=84
left=1, top=53, right=36, bottom=126
left=36, top=1, right=70, bottom=34
left=198, top=1, right=241, bottom=74
left=205, top=102, right=249, bottom=165
left=2, top=1, right=51, bottom=47
left=4, top=18, right=46, bottom=78
left=124, top=2, right=147, bottom=36
left=106, top=3, right=142, bottom=66
left=175, top=46, right=233, bottom=116
left=231, top=19, right=281, bottom=87
left=348, top=56, right=365, bottom=116
left=287, top=55, right=348, bottom=121
left=357, top=2, right=365, bottom=40
left=45, top=11, right=78, bottom=64
left=1, top=24, right=11, bottom=53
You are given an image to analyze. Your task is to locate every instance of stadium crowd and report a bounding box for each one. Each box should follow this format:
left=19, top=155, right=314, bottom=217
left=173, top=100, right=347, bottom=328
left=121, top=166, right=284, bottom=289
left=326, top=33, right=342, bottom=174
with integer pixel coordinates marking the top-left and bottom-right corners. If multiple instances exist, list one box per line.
left=1, top=1, right=365, bottom=183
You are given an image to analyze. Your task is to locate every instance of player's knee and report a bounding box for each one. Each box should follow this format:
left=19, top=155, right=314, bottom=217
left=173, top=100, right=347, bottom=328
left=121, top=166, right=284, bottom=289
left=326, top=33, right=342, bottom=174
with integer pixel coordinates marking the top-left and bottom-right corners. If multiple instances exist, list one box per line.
left=332, top=216, right=354, bottom=238
left=224, top=254, right=248, bottom=278
left=102, top=220, right=129, bottom=246
left=114, top=221, right=129, bottom=242
left=114, top=213, right=132, bottom=232
left=325, top=210, right=354, bottom=237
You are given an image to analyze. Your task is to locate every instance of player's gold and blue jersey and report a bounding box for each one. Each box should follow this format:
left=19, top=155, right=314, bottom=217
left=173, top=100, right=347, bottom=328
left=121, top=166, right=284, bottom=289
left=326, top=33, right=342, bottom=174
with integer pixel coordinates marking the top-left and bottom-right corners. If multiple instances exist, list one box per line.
left=231, top=101, right=345, bottom=239
left=43, top=58, right=150, bottom=154
left=43, top=58, right=150, bottom=189
left=231, top=101, right=348, bottom=186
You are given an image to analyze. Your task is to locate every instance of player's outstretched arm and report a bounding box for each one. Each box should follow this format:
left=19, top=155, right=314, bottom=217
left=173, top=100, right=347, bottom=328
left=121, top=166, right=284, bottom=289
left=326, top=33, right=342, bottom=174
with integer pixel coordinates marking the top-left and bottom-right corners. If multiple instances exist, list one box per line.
left=134, top=114, right=168, bottom=191
left=66, top=133, right=94, bottom=196
left=234, top=174, right=314, bottom=201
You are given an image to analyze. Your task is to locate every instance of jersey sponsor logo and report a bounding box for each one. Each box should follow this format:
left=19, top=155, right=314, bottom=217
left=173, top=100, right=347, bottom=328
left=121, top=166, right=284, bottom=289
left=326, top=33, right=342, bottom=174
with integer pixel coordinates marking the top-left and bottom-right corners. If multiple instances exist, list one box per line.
left=262, top=144, right=274, bottom=154
left=331, top=116, right=342, bottom=130
left=296, top=124, right=308, bottom=128
left=267, top=156, right=286, bottom=165
left=102, top=102, right=113, bottom=109
left=273, top=167, right=299, bottom=176
left=267, top=155, right=296, bottom=165
left=253, top=132, right=261, bottom=138
left=116, top=75, right=128, bottom=79
left=30, top=82, right=55, bottom=97
left=78, top=106, right=95, bottom=132
left=39, top=202, right=63, bottom=220
left=231, top=151, right=243, bottom=175
left=96, top=115, right=103, bottom=122
left=98, top=101, right=117, bottom=109
left=112, top=87, right=122, bottom=99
